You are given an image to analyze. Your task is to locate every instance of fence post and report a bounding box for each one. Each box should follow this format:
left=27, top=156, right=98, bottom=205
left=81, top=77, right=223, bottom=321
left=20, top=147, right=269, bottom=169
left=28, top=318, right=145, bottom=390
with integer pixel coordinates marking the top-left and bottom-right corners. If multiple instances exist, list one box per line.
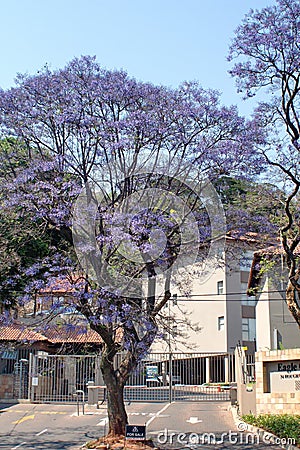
left=168, top=352, right=172, bottom=403
left=205, top=357, right=210, bottom=384
left=28, top=353, right=33, bottom=401
left=224, top=356, right=229, bottom=384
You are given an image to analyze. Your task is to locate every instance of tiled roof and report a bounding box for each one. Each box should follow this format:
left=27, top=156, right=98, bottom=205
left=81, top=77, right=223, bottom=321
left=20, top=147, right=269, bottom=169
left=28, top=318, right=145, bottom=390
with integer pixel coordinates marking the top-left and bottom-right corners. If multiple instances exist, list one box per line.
left=43, top=326, right=103, bottom=344
left=0, top=320, right=123, bottom=346
left=0, top=321, right=103, bottom=344
left=39, top=276, right=85, bottom=294
left=247, top=243, right=283, bottom=291
left=0, top=323, right=47, bottom=342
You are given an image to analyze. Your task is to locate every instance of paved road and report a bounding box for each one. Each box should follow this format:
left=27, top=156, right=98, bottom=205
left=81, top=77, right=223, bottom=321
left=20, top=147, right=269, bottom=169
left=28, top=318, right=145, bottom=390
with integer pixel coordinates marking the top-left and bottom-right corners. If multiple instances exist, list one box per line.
left=0, top=402, right=289, bottom=449
left=0, top=402, right=166, bottom=449
left=0, top=403, right=98, bottom=449
left=146, top=402, right=288, bottom=449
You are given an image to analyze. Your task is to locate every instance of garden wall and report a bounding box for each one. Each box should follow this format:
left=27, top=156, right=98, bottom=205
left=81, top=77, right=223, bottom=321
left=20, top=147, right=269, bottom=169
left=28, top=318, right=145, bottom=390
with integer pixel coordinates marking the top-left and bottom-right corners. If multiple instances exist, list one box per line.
left=255, top=349, right=300, bottom=414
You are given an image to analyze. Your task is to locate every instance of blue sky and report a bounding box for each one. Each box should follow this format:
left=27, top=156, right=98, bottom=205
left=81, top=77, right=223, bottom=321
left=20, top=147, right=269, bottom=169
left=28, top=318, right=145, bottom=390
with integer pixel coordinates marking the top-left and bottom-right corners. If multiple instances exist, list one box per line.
left=1, top=0, right=275, bottom=117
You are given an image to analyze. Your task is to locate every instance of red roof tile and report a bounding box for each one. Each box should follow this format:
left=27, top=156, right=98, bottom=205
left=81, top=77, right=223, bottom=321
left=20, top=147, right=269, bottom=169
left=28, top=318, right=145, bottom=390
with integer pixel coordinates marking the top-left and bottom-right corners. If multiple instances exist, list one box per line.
left=43, top=326, right=103, bottom=344
left=0, top=323, right=47, bottom=342
left=39, top=276, right=85, bottom=294
left=0, top=321, right=122, bottom=345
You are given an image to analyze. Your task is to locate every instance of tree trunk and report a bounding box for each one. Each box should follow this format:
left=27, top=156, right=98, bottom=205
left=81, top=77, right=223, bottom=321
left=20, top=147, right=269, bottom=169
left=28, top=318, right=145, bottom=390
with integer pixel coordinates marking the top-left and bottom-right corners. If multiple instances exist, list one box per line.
left=286, top=280, right=300, bottom=328
left=106, top=381, right=127, bottom=436
left=101, top=353, right=128, bottom=436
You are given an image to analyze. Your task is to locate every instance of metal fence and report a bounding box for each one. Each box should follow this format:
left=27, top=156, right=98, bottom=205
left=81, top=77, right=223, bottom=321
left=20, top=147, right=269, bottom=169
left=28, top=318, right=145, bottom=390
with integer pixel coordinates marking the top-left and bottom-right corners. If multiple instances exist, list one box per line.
left=0, top=347, right=37, bottom=375
left=121, top=352, right=235, bottom=402
left=29, top=354, right=101, bottom=403
left=25, top=351, right=241, bottom=403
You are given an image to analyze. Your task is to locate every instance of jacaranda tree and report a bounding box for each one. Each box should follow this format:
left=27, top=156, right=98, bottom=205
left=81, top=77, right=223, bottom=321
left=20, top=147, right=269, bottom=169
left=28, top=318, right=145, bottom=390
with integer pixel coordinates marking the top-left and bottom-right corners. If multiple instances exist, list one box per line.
left=228, top=0, right=300, bottom=327
left=0, top=56, right=263, bottom=436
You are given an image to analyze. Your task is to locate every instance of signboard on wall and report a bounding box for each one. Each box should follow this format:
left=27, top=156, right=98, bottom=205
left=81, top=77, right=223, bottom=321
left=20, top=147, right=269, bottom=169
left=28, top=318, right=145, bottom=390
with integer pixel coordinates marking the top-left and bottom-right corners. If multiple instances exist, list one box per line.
left=270, top=370, right=300, bottom=393
left=268, top=361, right=300, bottom=373
left=266, top=359, right=300, bottom=393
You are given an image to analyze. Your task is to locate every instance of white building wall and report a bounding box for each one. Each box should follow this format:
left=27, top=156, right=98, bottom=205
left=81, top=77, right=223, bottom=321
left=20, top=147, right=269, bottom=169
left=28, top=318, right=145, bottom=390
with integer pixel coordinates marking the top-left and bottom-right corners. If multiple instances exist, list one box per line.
left=151, top=245, right=256, bottom=354
left=255, top=271, right=300, bottom=351
left=256, top=277, right=272, bottom=351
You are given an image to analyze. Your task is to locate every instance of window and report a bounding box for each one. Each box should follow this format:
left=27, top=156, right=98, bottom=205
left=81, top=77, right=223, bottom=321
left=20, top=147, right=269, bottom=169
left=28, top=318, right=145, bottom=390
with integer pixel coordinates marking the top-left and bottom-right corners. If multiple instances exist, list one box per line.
left=242, top=318, right=256, bottom=341
left=218, top=316, right=225, bottom=331
left=217, top=281, right=224, bottom=295
left=241, top=282, right=256, bottom=306
left=239, top=251, right=253, bottom=271
left=52, top=296, right=65, bottom=306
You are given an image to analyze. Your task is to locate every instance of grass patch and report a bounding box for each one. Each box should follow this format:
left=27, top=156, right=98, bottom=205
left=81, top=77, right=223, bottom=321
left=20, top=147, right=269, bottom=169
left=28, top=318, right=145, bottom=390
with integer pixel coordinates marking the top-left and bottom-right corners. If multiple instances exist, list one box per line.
left=242, top=413, right=300, bottom=447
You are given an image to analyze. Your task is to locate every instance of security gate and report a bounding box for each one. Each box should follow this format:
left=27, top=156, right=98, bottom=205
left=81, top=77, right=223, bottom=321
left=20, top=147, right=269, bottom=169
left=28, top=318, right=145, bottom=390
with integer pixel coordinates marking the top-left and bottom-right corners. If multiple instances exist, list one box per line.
left=28, top=352, right=237, bottom=403
left=122, top=352, right=235, bottom=402
left=29, top=354, right=101, bottom=403
left=13, top=360, right=29, bottom=399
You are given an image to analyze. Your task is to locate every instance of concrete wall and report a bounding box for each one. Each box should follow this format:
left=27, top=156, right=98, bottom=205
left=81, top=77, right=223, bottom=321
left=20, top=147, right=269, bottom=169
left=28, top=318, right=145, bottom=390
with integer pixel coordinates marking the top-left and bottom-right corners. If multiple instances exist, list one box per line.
left=255, top=349, right=300, bottom=414
left=176, top=266, right=227, bottom=352
left=151, top=264, right=228, bottom=353
left=0, top=374, right=14, bottom=400
left=235, top=347, right=256, bottom=415
left=225, top=261, right=243, bottom=352
left=256, top=276, right=300, bottom=351
left=256, top=278, right=272, bottom=350
left=151, top=245, right=255, bottom=353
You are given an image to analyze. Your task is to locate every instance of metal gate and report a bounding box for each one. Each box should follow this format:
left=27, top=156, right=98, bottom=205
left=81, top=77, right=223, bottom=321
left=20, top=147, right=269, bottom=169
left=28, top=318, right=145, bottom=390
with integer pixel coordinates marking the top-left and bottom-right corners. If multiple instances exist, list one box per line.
left=29, top=354, right=101, bottom=403
left=13, top=360, right=29, bottom=399
left=122, top=352, right=235, bottom=402
left=28, top=352, right=237, bottom=403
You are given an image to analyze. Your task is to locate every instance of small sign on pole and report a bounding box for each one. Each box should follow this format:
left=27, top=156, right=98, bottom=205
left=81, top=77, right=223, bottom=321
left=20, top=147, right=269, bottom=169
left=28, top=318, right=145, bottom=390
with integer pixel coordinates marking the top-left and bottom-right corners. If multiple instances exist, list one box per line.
left=32, top=377, right=39, bottom=386
left=125, top=425, right=146, bottom=441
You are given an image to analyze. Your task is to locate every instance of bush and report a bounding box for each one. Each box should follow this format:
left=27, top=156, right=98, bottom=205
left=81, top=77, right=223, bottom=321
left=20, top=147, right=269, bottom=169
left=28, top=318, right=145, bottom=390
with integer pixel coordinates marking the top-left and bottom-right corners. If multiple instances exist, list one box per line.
left=242, top=413, right=300, bottom=446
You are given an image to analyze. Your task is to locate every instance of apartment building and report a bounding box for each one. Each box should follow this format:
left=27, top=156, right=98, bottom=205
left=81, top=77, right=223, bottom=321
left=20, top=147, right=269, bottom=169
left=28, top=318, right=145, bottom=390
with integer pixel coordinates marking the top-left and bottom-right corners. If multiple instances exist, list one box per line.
left=248, top=248, right=300, bottom=351
left=151, top=235, right=258, bottom=353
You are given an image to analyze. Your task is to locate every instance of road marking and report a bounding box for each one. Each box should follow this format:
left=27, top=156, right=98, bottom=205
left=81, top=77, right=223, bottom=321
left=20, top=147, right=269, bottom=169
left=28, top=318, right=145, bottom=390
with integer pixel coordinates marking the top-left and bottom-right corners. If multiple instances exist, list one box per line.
left=12, top=414, right=35, bottom=425
left=97, top=417, right=109, bottom=426
left=186, top=416, right=202, bottom=424
left=129, top=412, right=170, bottom=418
left=11, top=442, right=27, bottom=449
left=146, top=403, right=172, bottom=427
left=5, top=410, right=67, bottom=415
left=6, top=410, right=32, bottom=413
left=36, top=429, right=48, bottom=436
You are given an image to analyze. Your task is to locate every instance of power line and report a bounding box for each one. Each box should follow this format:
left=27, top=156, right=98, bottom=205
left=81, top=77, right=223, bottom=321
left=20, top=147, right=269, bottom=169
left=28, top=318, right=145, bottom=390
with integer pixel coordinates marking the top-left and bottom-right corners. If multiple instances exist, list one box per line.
left=174, top=289, right=286, bottom=297
left=166, top=289, right=289, bottom=301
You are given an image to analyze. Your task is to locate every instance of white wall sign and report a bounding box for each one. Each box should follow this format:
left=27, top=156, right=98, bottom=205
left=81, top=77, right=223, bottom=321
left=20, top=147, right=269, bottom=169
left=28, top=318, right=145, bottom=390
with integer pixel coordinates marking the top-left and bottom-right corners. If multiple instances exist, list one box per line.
left=270, top=370, right=300, bottom=393
left=32, top=377, right=39, bottom=386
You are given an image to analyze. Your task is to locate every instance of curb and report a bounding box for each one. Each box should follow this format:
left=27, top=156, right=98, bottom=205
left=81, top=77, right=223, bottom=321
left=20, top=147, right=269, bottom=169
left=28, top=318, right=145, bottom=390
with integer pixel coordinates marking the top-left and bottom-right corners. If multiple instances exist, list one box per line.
left=229, top=406, right=299, bottom=450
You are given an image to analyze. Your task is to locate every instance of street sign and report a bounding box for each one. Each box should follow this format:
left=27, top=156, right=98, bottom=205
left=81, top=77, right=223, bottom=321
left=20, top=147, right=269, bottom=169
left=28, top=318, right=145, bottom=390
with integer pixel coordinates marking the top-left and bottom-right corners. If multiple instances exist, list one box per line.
left=125, top=425, right=146, bottom=441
